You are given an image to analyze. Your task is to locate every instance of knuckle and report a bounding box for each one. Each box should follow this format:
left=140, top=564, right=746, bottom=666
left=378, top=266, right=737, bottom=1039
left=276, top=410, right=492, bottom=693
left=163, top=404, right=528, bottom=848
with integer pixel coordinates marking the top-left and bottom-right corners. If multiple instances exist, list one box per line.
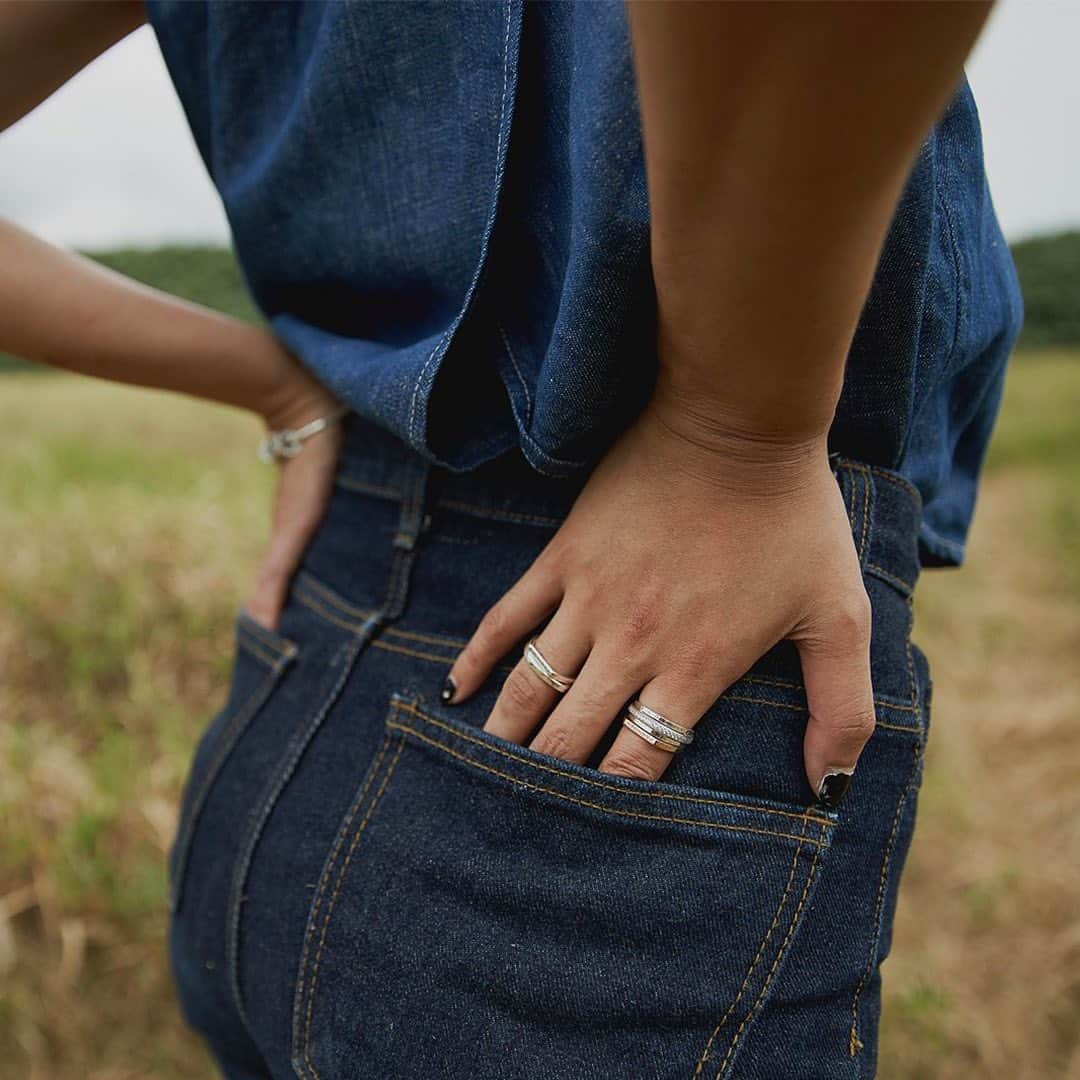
left=502, top=666, right=545, bottom=713
left=821, top=706, right=876, bottom=749
left=477, top=600, right=512, bottom=646
left=601, top=746, right=663, bottom=782
left=530, top=723, right=577, bottom=761
left=828, top=592, right=873, bottom=649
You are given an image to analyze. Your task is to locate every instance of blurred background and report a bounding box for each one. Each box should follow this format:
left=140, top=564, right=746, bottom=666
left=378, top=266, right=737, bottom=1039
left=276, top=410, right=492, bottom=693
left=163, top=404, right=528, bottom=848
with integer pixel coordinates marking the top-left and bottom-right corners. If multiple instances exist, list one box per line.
left=1, top=3, right=1077, bottom=1077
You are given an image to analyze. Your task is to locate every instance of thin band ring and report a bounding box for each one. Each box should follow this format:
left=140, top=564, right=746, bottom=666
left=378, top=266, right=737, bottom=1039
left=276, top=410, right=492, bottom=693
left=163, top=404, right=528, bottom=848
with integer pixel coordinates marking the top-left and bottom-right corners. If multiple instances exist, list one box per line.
left=622, top=713, right=684, bottom=753
left=523, top=638, right=577, bottom=694
left=627, top=700, right=695, bottom=746
left=621, top=699, right=695, bottom=753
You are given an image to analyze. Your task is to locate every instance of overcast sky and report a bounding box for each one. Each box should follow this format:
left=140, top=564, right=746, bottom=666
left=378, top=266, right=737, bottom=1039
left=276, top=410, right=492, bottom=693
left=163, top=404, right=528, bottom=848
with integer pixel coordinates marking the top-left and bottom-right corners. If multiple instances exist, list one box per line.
left=0, top=0, right=1076, bottom=250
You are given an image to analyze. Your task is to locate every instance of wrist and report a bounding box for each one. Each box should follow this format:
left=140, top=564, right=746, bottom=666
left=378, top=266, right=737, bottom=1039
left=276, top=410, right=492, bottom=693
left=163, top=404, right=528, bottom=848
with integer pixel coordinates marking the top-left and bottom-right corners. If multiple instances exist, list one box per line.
left=638, top=379, right=833, bottom=497
left=245, top=329, right=339, bottom=431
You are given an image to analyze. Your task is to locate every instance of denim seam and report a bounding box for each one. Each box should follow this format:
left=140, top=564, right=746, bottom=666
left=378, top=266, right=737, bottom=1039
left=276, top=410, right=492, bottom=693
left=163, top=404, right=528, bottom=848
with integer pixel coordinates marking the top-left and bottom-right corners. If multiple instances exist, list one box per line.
left=298, top=734, right=407, bottom=1080
left=392, top=719, right=828, bottom=846
left=238, top=614, right=300, bottom=660
left=518, top=431, right=592, bottom=471
left=297, top=579, right=926, bottom=715
left=866, top=563, right=914, bottom=597
left=296, top=571, right=377, bottom=620
left=294, top=590, right=377, bottom=635
left=372, top=637, right=516, bottom=675
left=291, top=606, right=921, bottom=730
left=715, top=845, right=822, bottom=1078
left=865, top=464, right=922, bottom=507
left=333, top=476, right=402, bottom=502
left=934, top=169, right=966, bottom=373
left=498, top=319, right=533, bottom=425
left=406, top=0, right=515, bottom=445
left=856, top=463, right=872, bottom=564
left=847, top=737, right=923, bottom=1060
left=831, top=456, right=923, bottom=508
left=333, top=476, right=569, bottom=529
left=289, top=467, right=430, bottom=1074
left=291, top=729, right=397, bottom=1079
left=437, top=498, right=565, bottom=528
left=692, top=819, right=808, bottom=1077
left=310, top=568, right=926, bottom=698
left=234, top=631, right=293, bottom=671
left=389, top=704, right=832, bottom=841
left=169, top=643, right=295, bottom=914
left=918, top=519, right=966, bottom=560
left=225, top=626, right=374, bottom=1036
left=725, top=694, right=921, bottom=735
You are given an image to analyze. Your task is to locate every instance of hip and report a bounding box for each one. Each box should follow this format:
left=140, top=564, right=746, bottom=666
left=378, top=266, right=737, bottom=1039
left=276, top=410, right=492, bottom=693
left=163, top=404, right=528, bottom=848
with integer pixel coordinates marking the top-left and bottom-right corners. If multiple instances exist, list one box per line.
left=169, top=417, right=932, bottom=1078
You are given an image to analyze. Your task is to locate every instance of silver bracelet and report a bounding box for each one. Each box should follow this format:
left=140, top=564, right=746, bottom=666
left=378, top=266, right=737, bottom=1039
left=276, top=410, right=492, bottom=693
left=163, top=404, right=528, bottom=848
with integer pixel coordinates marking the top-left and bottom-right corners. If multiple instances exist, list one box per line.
left=257, top=403, right=351, bottom=463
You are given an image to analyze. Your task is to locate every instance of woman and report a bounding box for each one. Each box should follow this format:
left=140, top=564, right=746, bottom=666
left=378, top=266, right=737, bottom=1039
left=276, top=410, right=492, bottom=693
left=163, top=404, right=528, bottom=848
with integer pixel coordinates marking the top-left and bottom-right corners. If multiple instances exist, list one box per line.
left=1, top=2, right=1021, bottom=1077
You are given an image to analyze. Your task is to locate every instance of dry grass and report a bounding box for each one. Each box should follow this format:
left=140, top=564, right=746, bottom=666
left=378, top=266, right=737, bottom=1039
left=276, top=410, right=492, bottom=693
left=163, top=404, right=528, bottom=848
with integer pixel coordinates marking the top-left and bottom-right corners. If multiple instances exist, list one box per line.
left=0, top=354, right=1077, bottom=1078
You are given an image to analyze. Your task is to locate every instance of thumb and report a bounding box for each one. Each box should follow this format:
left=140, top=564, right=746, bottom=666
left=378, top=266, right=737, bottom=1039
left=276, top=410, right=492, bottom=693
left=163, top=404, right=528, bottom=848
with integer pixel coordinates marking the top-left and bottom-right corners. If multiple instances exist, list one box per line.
left=795, top=600, right=876, bottom=810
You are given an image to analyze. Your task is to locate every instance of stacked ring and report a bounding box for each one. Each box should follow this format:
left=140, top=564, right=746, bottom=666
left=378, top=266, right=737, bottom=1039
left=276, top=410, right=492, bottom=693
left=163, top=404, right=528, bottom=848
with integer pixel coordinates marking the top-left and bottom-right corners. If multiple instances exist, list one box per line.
left=622, top=699, right=694, bottom=753
left=523, top=638, right=577, bottom=693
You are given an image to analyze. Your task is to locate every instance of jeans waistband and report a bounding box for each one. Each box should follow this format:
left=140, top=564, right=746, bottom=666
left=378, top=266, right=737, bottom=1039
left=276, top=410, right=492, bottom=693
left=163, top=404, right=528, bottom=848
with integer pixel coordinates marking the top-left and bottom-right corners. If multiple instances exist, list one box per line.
left=337, top=413, right=925, bottom=595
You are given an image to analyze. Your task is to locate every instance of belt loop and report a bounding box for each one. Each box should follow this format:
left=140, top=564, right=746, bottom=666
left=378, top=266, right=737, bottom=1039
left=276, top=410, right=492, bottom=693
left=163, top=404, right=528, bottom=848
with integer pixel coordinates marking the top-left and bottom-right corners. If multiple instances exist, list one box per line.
left=381, top=459, right=433, bottom=623
left=393, top=459, right=432, bottom=553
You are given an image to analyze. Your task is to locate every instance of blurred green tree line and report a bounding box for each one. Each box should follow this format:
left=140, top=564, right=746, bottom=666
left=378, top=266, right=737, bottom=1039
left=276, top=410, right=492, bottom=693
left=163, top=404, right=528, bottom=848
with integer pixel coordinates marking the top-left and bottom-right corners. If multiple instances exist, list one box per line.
left=1, top=231, right=1077, bottom=372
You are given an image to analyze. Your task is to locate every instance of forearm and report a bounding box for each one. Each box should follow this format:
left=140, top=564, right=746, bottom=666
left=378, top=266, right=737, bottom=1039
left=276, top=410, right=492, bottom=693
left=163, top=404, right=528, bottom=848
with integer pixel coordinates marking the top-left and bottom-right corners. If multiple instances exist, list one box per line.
left=627, top=0, right=991, bottom=449
left=0, top=217, right=303, bottom=422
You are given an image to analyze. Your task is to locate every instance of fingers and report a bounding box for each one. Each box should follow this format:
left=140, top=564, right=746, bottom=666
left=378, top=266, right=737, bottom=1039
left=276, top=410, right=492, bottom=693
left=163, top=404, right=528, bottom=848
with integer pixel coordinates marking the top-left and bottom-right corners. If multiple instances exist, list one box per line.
left=445, top=563, right=564, bottom=704
left=795, top=594, right=876, bottom=809
left=526, top=646, right=643, bottom=765
left=596, top=665, right=727, bottom=782
left=482, top=608, right=592, bottom=744
left=243, top=438, right=339, bottom=631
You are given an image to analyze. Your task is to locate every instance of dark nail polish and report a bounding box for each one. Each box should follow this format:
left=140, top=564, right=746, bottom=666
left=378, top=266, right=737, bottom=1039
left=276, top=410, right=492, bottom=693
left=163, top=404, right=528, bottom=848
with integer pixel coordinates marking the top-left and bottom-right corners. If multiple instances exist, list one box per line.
left=440, top=675, right=457, bottom=705
left=817, top=770, right=853, bottom=809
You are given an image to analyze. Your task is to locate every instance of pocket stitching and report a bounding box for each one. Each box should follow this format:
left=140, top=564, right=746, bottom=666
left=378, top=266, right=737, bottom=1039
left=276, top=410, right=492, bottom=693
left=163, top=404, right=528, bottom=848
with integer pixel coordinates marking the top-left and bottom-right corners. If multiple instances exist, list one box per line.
left=170, top=632, right=295, bottom=912
left=713, top=841, right=823, bottom=1078
left=847, top=734, right=924, bottom=1058
left=393, top=699, right=830, bottom=830
left=293, top=729, right=395, bottom=1074
left=297, top=733, right=407, bottom=1080
left=237, top=609, right=299, bottom=659
left=389, top=705, right=831, bottom=847
left=691, top=818, right=809, bottom=1077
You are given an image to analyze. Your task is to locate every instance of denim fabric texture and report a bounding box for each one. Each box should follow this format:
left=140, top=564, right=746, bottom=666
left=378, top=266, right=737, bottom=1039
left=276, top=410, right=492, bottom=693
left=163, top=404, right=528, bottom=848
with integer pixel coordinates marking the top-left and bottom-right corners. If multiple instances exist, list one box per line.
left=168, top=415, right=931, bottom=1079
left=145, top=0, right=1021, bottom=567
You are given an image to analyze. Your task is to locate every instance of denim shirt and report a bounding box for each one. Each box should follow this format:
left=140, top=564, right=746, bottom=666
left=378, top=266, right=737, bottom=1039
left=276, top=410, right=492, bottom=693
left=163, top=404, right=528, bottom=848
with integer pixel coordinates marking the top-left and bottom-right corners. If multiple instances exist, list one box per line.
left=146, top=0, right=1022, bottom=567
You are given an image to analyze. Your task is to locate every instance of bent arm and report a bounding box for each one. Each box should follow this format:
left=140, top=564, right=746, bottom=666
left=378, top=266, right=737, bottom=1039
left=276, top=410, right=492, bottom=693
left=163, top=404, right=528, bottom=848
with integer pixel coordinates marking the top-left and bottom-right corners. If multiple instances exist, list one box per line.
left=626, top=0, right=991, bottom=453
left=0, top=0, right=308, bottom=424
left=0, top=218, right=309, bottom=424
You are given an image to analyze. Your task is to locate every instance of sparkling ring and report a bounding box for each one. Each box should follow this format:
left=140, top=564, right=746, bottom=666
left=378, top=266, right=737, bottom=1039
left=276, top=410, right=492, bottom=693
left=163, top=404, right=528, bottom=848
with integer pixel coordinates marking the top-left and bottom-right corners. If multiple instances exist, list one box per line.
left=523, top=638, right=577, bottom=694
left=622, top=699, right=694, bottom=753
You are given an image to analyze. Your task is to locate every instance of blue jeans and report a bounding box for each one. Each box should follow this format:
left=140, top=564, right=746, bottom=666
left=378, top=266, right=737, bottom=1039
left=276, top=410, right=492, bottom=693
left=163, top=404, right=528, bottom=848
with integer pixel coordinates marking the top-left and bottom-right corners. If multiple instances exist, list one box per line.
left=168, top=414, right=931, bottom=1079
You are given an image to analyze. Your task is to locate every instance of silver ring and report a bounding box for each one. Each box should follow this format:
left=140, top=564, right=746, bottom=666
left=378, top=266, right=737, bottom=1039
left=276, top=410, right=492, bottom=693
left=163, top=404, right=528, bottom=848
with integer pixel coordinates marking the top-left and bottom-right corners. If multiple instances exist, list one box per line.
left=622, top=714, right=684, bottom=753
left=622, top=699, right=694, bottom=752
left=523, top=638, right=577, bottom=694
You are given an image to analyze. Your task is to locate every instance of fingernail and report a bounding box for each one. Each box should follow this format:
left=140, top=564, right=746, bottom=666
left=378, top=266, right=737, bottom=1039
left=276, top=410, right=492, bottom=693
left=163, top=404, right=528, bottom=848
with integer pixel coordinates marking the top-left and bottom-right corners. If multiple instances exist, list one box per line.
left=817, top=768, right=854, bottom=809
left=440, top=675, right=457, bottom=705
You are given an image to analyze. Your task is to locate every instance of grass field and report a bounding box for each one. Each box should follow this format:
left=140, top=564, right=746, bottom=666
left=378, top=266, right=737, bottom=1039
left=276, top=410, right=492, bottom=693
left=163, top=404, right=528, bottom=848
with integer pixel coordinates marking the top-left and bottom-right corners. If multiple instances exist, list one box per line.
left=1, top=352, right=1078, bottom=1078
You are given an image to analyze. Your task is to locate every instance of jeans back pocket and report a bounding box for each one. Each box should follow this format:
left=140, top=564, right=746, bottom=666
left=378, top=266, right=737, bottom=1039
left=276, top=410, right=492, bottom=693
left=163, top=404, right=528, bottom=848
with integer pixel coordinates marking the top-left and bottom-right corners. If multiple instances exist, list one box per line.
left=292, top=695, right=835, bottom=1080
